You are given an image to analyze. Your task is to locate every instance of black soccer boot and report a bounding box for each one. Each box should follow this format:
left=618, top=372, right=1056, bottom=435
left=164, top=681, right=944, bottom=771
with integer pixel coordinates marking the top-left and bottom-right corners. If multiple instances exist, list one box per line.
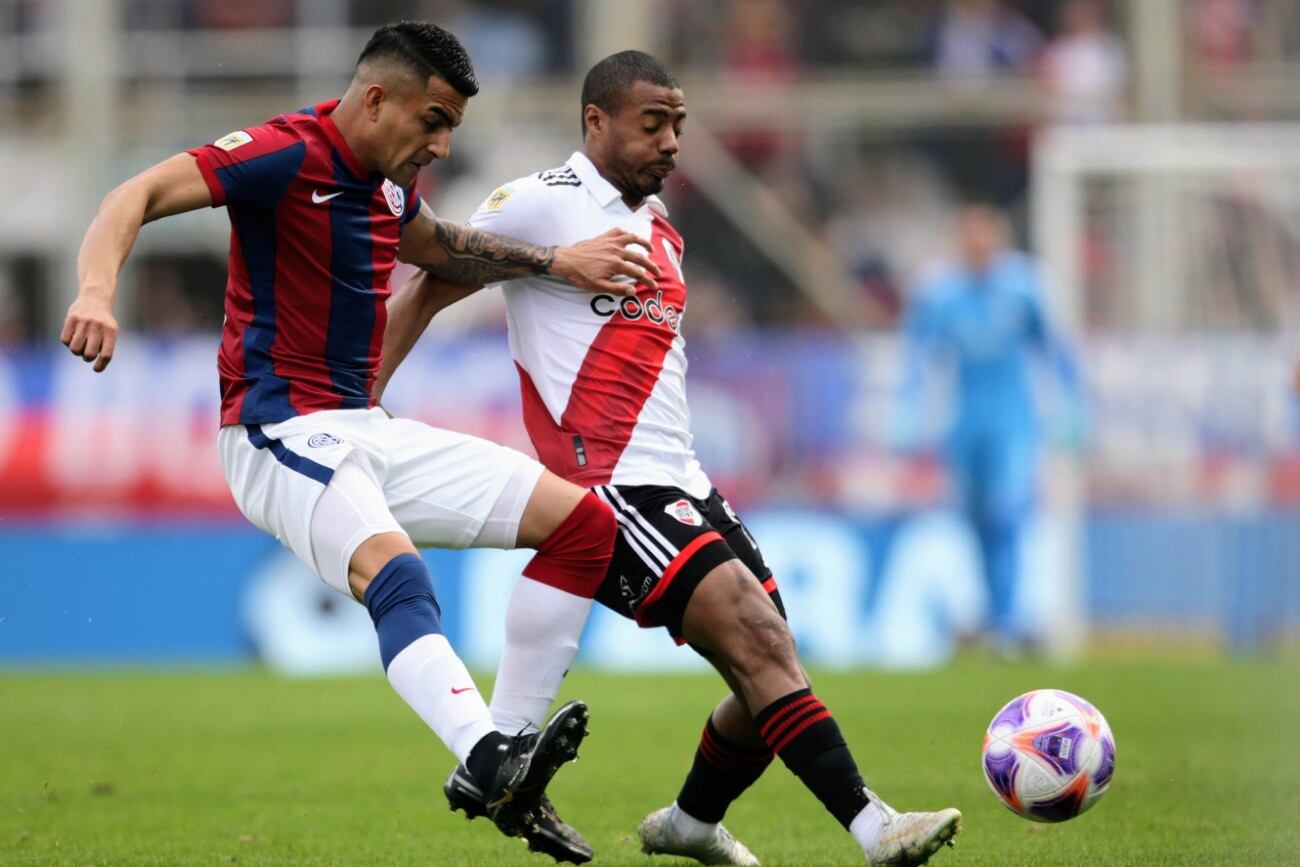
left=450, top=700, right=593, bottom=863
left=446, top=764, right=594, bottom=863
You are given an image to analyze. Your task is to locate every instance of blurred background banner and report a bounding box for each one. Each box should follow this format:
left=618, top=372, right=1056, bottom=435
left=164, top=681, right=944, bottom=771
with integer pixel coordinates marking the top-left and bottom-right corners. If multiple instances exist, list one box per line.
left=3, top=334, right=1298, bottom=669
left=6, top=333, right=1300, bottom=512
left=2, top=0, right=1300, bottom=669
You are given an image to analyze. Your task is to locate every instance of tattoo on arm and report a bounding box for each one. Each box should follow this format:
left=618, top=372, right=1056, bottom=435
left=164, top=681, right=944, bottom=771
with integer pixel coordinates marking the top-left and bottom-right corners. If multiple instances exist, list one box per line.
left=426, top=219, right=556, bottom=283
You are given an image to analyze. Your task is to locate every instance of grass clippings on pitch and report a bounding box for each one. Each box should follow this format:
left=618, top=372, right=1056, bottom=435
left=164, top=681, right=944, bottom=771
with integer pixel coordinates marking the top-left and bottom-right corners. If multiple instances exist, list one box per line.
left=1, top=659, right=1297, bottom=866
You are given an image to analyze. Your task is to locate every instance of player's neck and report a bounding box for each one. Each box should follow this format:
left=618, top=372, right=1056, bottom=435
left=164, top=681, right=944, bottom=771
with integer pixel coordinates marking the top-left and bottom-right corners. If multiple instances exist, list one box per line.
left=328, top=93, right=377, bottom=173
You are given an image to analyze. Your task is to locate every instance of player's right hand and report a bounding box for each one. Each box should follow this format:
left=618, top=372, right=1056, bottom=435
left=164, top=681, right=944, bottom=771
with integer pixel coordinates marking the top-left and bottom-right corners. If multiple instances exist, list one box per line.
left=61, top=294, right=118, bottom=372
left=553, top=228, right=660, bottom=296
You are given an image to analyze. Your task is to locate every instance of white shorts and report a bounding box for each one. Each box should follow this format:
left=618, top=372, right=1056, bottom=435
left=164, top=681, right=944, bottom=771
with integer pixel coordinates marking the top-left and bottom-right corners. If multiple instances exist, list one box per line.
left=218, top=407, right=545, bottom=595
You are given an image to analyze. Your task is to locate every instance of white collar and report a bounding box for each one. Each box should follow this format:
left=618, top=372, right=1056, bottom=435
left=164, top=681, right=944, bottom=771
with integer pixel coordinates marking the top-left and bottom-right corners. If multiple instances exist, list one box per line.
left=566, top=151, right=668, bottom=217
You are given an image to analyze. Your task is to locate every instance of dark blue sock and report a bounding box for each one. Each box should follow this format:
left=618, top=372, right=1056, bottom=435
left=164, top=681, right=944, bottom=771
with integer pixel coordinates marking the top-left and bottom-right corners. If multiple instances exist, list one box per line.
left=363, top=553, right=443, bottom=671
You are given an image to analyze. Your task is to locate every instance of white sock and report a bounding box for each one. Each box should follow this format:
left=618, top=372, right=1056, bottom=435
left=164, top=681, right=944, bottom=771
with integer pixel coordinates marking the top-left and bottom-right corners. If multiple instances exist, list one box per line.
left=849, top=797, right=892, bottom=850
left=489, top=577, right=593, bottom=735
left=668, top=801, right=718, bottom=842
left=386, top=633, right=497, bottom=764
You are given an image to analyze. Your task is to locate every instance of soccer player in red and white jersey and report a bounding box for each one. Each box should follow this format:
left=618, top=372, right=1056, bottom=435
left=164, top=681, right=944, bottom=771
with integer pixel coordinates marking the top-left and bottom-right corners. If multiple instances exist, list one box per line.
left=59, top=23, right=666, bottom=853
left=379, top=51, right=962, bottom=867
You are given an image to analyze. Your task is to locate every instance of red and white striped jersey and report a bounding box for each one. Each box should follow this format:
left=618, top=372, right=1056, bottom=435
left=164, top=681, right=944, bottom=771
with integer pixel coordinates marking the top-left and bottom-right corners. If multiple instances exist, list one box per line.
left=468, top=151, right=710, bottom=498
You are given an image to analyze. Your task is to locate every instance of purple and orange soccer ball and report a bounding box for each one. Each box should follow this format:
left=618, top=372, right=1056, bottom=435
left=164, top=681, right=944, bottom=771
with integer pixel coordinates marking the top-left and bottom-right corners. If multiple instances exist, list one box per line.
left=981, top=689, right=1116, bottom=822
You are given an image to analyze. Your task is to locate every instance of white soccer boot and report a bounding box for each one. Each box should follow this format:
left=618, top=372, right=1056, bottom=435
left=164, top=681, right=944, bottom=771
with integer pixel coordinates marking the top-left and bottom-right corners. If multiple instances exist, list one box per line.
left=638, top=804, right=760, bottom=866
left=858, top=794, right=961, bottom=867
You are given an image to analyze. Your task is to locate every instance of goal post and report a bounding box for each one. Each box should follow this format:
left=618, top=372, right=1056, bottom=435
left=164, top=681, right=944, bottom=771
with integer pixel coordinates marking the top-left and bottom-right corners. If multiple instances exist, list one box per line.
left=1031, top=123, right=1300, bottom=654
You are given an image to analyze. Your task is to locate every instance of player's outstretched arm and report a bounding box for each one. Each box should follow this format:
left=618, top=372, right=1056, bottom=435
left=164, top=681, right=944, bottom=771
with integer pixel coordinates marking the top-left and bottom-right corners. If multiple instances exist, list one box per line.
left=373, top=270, right=481, bottom=402
left=398, top=201, right=658, bottom=296
left=61, top=153, right=214, bottom=372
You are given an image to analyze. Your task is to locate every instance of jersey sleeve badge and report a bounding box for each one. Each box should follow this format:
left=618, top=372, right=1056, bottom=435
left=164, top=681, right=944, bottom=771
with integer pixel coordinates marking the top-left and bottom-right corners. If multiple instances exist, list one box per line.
left=381, top=179, right=405, bottom=217
left=214, top=130, right=253, bottom=151
left=485, top=185, right=514, bottom=211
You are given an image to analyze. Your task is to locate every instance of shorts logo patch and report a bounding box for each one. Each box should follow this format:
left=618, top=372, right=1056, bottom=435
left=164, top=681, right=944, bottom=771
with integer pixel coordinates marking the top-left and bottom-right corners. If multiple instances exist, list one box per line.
left=666, top=499, right=703, bottom=527
left=619, top=574, right=654, bottom=611
left=214, top=130, right=252, bottom=151
left=307, top=433, right=343, bottom=448
left=381, top=179, right=404, bottom=217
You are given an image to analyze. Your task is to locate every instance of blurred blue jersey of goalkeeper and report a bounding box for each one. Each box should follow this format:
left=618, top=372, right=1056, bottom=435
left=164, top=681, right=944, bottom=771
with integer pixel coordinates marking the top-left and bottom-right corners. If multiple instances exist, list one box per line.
left=894, top=203, right=1083, bottom=650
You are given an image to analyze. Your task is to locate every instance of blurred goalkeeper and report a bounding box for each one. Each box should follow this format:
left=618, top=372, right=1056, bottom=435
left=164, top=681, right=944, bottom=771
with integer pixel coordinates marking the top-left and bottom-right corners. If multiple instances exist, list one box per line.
left=894, top=203, right=1084, bottom=652
left=58, top=20, right=663, bottom=853
left=378, top=50, right=962, bottom=867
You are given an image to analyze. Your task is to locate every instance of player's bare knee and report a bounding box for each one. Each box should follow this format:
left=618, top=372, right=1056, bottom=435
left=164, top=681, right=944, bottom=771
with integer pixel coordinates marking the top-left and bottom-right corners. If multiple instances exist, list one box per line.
left=710, top=565, right=798, bottom=679
left=732, top=607, right=798, bottom=676
left=348, top=531, right=419, bottom=601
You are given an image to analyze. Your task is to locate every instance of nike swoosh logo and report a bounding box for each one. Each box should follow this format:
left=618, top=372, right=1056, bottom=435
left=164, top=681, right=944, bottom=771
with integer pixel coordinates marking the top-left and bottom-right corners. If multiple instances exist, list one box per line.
left=311, top=189, right=343, bottom=203
left=450, top=686, right=477, bottom=695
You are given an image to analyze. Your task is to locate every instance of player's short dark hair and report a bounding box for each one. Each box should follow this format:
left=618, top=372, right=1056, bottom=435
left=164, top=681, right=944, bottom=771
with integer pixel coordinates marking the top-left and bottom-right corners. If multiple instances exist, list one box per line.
left=580, top=50, right=679, bottom=137
left=357, top=21, right=480, bottom=98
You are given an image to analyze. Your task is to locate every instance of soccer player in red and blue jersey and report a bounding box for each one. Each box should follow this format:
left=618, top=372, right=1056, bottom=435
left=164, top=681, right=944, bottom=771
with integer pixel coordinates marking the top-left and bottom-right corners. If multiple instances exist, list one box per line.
left=60, top=22, right=661, bottom=858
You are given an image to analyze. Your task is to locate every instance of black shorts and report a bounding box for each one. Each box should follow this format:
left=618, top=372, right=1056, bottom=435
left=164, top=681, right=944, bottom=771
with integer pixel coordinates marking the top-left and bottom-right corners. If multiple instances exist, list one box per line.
left=591, top=484, right=783, bottom=639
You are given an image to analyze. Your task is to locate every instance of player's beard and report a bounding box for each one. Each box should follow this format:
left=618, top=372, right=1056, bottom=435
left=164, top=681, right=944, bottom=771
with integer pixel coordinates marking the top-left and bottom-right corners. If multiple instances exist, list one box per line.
left=637, top=172, right=665, bottom=197
left=634, top=161, right=676, bottom=197
left=607, top=148, right=672, bottom=200
left=610, top=166, right=662, bottom=201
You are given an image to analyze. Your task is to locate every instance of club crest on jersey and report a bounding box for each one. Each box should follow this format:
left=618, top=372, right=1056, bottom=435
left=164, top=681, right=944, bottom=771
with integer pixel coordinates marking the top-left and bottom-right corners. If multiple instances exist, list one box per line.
left=214, top=130, right=252, bottom=151
left=381, top=179, right=404, bottom=217
left=590, top=290, right=682, bottom=333
left=307, top=433, right=344, bottom=448
left=666, top=499, right=703, bottom=527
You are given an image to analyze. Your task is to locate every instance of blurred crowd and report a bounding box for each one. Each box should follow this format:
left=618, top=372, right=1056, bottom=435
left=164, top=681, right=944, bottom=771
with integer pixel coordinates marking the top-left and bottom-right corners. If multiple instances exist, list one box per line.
left=0, top=0, right=1297, bottom=340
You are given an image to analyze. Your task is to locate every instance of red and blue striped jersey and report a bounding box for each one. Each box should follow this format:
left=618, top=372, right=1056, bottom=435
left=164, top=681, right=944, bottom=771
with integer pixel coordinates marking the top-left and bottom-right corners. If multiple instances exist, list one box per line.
left=188, top=99, right=421, bottom=426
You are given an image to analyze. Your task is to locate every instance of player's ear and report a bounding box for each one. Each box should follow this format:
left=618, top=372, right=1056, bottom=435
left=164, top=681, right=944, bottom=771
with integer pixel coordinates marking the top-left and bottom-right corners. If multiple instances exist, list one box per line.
left=583, top=104, right=604, bottom=138
left=363, top=83, right=387, bottom=120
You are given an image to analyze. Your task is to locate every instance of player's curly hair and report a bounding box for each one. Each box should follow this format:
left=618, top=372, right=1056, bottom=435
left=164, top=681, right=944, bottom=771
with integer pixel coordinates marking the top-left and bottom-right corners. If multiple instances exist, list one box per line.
left=357, top=21, right=480, bottom=98
left=580, top=51, right=678, bottom=137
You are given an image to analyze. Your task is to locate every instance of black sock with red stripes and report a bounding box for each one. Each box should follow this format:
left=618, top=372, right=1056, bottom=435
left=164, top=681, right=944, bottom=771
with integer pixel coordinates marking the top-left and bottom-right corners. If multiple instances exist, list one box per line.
left=675, top=714, right=774, bottom=823
left=754, top=687, right=872, bottom=829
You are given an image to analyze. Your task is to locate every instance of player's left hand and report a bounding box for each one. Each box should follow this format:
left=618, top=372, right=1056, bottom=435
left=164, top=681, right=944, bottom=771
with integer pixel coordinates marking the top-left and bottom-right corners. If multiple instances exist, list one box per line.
left=552, top=228, right=660, bottom=296
left=61, top=294, right=119, bottom=372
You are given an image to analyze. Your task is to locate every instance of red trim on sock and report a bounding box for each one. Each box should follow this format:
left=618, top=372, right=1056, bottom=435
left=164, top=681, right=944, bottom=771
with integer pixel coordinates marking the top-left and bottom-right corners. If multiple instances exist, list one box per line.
left=771, top=709, right=832, bottom=754
left=522, top=491, right=616, bottom=599
left=633, top=531, right=725, bottom=626
left=700, top=726, right=774, bottom=775
left=698, top=734, right=737, bottom=773
left=764, top=702, right=828, bottom=749
left=708, top=728, right=773, bottom=763
left=758, top=695, right=819, bottom=740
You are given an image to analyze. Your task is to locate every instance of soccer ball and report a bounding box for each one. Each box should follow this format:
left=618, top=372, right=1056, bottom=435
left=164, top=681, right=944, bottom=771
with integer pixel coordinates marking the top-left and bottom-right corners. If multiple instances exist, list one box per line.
left=981, top=689, right=1116, bottom=822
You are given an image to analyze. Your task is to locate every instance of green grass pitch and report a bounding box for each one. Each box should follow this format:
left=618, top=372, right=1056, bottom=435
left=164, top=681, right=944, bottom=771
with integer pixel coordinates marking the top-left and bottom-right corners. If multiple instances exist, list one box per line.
left=2, top=659, right=1297, bottom=866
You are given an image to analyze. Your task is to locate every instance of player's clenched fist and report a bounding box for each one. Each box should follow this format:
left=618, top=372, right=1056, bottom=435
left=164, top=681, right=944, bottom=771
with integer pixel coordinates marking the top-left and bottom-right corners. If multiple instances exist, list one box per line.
left=60, top=294, right=118, bottom=372
left=552, top=228, right=660, bottom=297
